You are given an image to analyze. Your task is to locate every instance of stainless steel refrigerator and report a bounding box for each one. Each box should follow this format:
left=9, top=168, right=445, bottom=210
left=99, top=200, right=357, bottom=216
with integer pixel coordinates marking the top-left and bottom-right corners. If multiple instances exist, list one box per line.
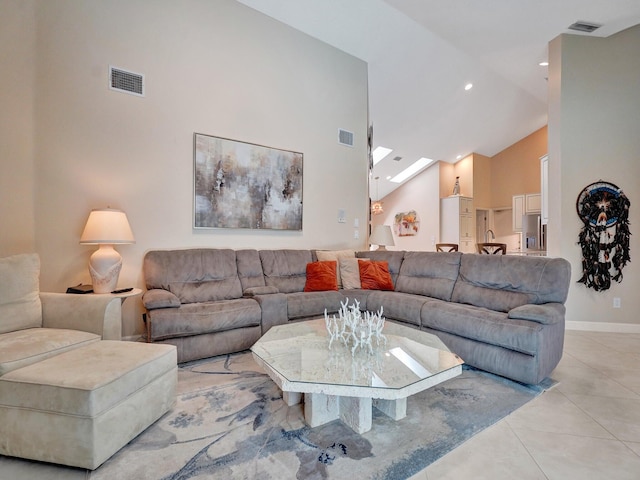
left=523, top=214, right=546, bottom=253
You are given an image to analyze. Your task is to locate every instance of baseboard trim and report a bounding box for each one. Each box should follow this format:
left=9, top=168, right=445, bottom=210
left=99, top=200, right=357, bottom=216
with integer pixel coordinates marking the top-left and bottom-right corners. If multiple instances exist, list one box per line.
left=566, top=321, right=640, bottom=334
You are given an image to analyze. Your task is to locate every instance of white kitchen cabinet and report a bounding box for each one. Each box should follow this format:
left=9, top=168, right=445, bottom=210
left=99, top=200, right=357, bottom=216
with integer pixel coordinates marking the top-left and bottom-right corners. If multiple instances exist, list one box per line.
left=526, top=193, right=541, bottom=214
left=513, top=193, right=541, bottom=232
left=512, top=195, right=524, bottom=232
left=540, top=154, right=548, bottom=225
left=441, top=196, right=475, bottom=253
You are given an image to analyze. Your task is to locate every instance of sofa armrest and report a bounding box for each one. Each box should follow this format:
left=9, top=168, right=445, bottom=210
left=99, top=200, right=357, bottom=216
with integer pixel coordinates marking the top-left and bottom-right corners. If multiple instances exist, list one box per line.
left=40, top=292, right=122, bottom=340
left=508, top=303, right=566, bottom=325
left=252, top=292, right=288, bottom=334
left=143, top=289, right=181, bottom=309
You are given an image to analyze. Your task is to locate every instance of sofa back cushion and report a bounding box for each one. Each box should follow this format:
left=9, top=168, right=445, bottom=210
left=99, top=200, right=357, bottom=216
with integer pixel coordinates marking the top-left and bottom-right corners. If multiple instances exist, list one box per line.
left=143, top=249, right=242, bottom=303
left=451, top=254, right=571, bottom=312
left=356, top=251, right=405, bottom=286
left=236, top=249, right=266, bottom=291
left=395, top=251, right=461, bottom=301
left=0, top=253, right=42, bottom=334
left=259, top=250, right=313, bottom=293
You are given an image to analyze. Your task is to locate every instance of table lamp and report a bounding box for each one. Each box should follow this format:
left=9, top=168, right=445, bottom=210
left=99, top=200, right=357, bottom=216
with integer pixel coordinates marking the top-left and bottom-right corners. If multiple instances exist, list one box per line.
left=369, top=225, right=395, bottom=251
left=80, top=208, right=135, bottom=293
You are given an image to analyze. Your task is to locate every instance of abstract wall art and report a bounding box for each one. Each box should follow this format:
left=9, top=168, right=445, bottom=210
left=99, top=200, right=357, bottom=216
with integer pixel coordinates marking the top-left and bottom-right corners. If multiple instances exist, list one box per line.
left=194, top=133, right=303, bottom=230
left=394, top=210, right=420, bottom=236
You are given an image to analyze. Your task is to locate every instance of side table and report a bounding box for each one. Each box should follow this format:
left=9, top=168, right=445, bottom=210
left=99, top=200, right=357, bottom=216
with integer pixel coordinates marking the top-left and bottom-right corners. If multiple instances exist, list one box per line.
left=92, top=288, right=142, bottom=340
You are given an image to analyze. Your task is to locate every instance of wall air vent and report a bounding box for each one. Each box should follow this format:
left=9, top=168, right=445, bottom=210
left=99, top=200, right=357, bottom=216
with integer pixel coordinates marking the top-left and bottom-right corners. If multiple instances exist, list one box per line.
left=338, top=129, right=354, bottom=147
left=568, top=21, right=602, bottom=33
left=109, top=66, right=145, bottom=97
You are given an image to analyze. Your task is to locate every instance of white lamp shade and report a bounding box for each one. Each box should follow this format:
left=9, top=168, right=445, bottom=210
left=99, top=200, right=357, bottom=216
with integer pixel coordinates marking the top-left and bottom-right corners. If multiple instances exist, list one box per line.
left=370, top=225, right=395, bottom=247
left=80, top=208, right=135, bottom=244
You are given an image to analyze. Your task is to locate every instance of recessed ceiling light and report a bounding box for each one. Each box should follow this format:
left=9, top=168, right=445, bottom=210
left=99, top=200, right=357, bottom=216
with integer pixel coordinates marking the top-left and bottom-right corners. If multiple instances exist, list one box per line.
left=390, top=158, right=434, bottom=183
left=386, top=176, right=392, bottom=180
left=464, top=83, right=473, bottom=91
left=456, top=154, right=462, bottom=160
left=372, top=146, right=392, bottom=165
left=539, top=61, right=549, bottom=66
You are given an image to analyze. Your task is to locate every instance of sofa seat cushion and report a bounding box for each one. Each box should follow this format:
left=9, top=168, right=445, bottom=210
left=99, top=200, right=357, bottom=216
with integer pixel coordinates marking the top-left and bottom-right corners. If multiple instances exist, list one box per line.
left=366, top=291, right=427, bottom=327
left=286, top=291, right=345, bottom=320
left=146, top=298, right=261, bottom=341
left=0, top=328, right=100, bottom=376
left=339, top=289, right=372, bottom=312
left=421, top=300, right=543, bottom=356
left=0, top=253, right=42, bottom=334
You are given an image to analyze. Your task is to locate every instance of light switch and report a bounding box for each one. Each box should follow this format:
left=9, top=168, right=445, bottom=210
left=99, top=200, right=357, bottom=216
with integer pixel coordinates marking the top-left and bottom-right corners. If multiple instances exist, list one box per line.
left=354, top=218, right=359, bottom=228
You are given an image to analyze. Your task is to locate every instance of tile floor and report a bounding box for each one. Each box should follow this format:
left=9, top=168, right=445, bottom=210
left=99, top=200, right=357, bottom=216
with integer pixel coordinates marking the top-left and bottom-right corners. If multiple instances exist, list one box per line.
left=2, top=330, right=639, bottom=479
left=412, top=330, right=640, bottom=480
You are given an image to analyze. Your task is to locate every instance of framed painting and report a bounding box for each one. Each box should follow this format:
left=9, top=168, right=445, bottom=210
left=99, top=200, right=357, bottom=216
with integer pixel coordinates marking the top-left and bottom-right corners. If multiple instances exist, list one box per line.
left=194, top=133, right=303, bottom=230
left=394, top=210, right=420, bottom=236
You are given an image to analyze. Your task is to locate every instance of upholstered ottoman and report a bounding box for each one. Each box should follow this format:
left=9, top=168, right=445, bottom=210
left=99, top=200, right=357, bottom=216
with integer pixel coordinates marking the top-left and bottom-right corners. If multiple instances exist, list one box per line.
left=0, top=340, right=177, bottom=469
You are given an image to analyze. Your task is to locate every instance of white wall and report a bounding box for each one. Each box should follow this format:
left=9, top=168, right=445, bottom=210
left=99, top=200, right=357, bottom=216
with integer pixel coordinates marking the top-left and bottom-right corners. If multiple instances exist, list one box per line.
left=0, top=0, right=36, bottom=255
left=549, top=26, right=640, bottom=331
left=371, top=163, right=440, bottom=251
left=2, top=0, right=369, bottom=337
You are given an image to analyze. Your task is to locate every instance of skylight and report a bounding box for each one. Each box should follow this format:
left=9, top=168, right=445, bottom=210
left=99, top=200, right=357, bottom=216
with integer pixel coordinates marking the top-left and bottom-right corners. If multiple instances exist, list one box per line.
left=372, top=146, right=392, bottom=165
left=390, top=157, right=433, bottom=183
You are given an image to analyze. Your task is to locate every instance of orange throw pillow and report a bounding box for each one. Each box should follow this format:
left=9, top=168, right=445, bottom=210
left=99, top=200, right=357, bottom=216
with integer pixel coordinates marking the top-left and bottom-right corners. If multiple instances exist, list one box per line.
left=304, top=261, right=338, bottom=292
left=358, top=260, right=394, bottom=291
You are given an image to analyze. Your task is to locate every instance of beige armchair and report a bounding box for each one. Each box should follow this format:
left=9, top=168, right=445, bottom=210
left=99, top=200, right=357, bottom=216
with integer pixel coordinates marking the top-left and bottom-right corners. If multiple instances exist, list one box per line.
left=0, top=253, right=122, bottom=375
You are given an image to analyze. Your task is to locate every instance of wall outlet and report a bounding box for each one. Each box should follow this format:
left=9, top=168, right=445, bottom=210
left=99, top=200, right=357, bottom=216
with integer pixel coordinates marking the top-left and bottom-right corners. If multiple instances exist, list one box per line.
left=338, top=209, right=346, bottom=223
left=613, top=297, right=621, bottom=308
left=354, top=229, right=359, bottom=239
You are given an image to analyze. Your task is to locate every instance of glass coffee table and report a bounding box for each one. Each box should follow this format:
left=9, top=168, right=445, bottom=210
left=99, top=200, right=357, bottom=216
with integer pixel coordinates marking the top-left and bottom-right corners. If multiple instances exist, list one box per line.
left=251, top=318, right=464, bottom=434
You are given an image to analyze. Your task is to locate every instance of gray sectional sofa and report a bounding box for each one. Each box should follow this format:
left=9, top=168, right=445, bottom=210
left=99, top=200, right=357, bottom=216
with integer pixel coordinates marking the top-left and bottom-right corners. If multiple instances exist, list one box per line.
left=142, top=248, right=571, bottom=385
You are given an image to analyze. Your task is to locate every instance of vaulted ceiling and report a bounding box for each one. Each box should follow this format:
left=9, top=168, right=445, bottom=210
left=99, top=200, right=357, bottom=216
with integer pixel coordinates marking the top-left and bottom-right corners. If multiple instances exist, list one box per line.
left=238, top=0, right=640, bottom=198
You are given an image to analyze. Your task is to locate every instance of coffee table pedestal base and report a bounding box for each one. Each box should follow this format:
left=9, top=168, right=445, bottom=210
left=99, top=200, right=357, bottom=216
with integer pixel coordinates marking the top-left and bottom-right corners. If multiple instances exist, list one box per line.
left=291, top=392, right=406, bottom=434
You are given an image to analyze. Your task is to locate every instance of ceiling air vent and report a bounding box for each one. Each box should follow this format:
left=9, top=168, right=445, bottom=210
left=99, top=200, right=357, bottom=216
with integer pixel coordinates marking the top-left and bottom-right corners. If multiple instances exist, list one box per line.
left=568, top=21, right=602, bottom=33
left=109, top=66, right=144, bottom=97
left=393, top=156, right=402, bottom=161
left=338, top=129, right=354, bottom=147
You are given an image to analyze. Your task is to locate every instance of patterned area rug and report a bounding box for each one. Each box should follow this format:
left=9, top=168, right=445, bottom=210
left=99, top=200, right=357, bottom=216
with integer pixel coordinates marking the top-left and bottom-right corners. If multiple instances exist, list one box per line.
left=86, top=351, right=553, bottom=480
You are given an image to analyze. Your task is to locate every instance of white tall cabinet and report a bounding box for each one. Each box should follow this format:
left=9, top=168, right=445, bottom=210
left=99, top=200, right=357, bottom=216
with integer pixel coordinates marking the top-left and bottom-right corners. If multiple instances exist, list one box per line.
left=441, top=196, right=475, bottom=253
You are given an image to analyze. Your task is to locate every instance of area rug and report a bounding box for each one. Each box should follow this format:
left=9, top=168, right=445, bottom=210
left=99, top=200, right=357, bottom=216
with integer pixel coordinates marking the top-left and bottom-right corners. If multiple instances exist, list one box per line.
left=85, top=351, right=553, bottom=480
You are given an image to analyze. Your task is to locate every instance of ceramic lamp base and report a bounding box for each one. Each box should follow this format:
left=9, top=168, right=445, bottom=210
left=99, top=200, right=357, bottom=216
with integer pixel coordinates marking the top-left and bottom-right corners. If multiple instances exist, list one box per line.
left=88, top=245, right=122, bottom=293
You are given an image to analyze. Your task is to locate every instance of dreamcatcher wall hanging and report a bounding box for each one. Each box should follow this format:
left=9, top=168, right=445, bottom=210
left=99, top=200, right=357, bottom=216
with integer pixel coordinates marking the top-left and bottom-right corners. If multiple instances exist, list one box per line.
left=576, top=180, right=631, bottom=291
